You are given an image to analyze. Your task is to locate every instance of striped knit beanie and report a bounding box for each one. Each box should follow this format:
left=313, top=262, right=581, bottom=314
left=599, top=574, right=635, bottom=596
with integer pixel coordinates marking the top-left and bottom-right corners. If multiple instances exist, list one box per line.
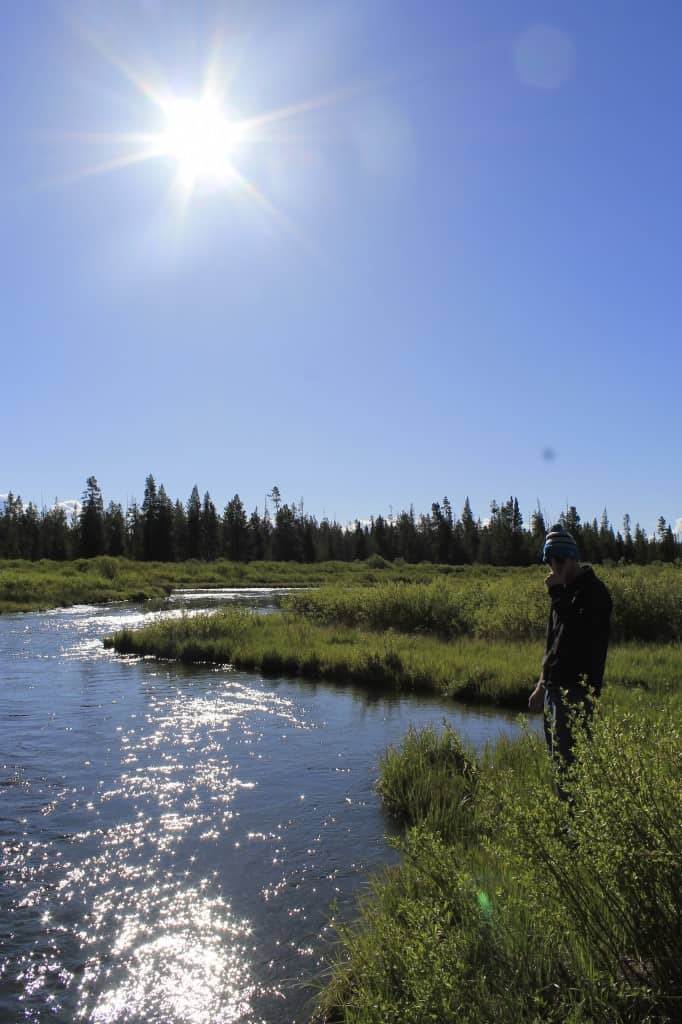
left=542, top=523, right=579, bottom=563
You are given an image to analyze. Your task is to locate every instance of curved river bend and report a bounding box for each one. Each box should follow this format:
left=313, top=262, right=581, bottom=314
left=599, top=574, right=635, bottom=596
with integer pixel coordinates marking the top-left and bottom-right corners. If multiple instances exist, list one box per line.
left=1, top=592, right=537, bottom=1023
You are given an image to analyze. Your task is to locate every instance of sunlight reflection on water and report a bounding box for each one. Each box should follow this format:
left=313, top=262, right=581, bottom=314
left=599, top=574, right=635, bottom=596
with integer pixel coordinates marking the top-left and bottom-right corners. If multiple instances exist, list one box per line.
left=1, top=595, right=539, bottom=1023
left=73, top=678, right=307, bottom=1022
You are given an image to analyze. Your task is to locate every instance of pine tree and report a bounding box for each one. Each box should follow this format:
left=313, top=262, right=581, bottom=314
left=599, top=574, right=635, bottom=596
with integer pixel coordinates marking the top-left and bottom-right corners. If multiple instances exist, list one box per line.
left=622, top=513, right=635, bottom=562
left=78, top=477, right=105, bottom=558
left=274, top=504, right=302, bottom=560
left=223, top=495, right=248, bottom=561
left=42, top=501, right=71, bottom=560
left=156, top=485, right=175, bottom=561
left=396, top=506, right=418, bottom=562
left=461, top=497, right=478, bottom=563
left=247, top=508, right=265, bottom=561
left=657, top=517, right=677, bottom=562
left=142, top=474, right=159, bottom=561
left=22, top=502, right=41, bottom=560
left=599, top=508, right=617, bottom=561
left=352, top=519, right=368, bottom=560
left=530, top=507, right=546, bottom=561
left=201, top=492, right=219, bottom=560
left=430, top=501, right=452, bottom=564
left=633, top=523, right=648, bottom=564
left=105, top=501, right=126, bottom=557
left=186, top=486, right=202, bottom=559
left=268, top=486, right=282, bottom=514
left=173, top=501, right=187, bottom=560
left=0, top=493, right=22, bottom=558
left=372, top=515, right=392, bottom=560
left=126, top=499, right=144, bottom=560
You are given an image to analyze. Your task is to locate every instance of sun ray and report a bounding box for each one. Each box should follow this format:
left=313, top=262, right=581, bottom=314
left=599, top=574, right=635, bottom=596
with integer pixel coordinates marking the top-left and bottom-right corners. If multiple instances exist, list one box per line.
left=67, top=14, right=170, bottom=112
left=219, top=162, right=317, bottom=255
left=39, top=148, right=168, bottom=191
left=233, top=76, right=394, bottom=135
left=45, top=131, right=165, bottom=148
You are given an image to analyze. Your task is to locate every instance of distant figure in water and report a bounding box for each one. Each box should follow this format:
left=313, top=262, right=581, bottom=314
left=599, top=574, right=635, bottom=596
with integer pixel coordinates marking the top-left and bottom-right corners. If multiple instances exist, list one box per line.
left=528, top=524, right=612, bottom=797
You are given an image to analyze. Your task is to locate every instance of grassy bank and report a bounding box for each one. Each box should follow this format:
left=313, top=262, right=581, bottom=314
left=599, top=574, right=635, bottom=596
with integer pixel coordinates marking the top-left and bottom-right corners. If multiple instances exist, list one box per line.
left=0, top=555, right=447, bottom=614
left=284, top=564, right=682, bottom=643
left=316, top=703, right=681, bottom=1023
left=105, top=607, right=681, bottom=708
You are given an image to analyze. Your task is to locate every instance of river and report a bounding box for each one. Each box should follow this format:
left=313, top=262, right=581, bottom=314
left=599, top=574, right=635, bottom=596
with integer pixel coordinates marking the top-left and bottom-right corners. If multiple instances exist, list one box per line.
left=1, top=591, right=538, bottom=1023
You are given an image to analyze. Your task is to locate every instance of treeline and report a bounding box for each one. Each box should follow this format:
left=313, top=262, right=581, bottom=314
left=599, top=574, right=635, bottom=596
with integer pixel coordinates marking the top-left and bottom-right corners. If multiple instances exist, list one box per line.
left=0, top=476, right=679, bottom=566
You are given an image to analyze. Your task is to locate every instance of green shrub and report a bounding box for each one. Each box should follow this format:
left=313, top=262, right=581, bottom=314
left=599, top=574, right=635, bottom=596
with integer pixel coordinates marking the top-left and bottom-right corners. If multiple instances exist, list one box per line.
left=366, top=554, right=392, bottom=570
left=318, top=703, right=682, bottom=1023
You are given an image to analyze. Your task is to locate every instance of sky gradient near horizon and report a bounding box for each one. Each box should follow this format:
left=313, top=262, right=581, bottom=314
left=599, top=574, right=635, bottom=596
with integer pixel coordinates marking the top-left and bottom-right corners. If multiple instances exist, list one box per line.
left=2, top=1, right=680, bottom=537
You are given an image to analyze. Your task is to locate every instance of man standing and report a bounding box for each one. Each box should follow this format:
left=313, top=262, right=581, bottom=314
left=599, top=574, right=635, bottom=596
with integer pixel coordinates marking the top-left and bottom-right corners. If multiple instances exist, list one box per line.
left=528, top=524, right=613, bottom=790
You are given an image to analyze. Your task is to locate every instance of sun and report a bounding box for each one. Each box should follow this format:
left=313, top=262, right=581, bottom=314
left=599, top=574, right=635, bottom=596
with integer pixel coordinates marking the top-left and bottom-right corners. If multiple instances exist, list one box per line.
left=159, top=94, right=241, bottom=189
left=59, top=31, right=351, bottom=244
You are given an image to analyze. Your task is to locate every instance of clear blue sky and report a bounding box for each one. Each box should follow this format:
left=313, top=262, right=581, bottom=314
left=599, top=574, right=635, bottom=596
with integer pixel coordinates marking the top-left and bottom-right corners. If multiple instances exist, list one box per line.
left=2, top=1, right=680, bottom=536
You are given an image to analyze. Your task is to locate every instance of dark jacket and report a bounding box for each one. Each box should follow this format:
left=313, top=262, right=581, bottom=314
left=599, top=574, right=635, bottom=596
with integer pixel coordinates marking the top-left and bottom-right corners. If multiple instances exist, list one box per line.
left=542, top=566, right=612, bottom=694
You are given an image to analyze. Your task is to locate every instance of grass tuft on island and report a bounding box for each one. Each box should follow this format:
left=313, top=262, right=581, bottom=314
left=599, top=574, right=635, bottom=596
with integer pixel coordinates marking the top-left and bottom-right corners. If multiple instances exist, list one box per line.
left=105, top=607, right=681, bottom=709
left=315, top=702, right=681, bottom=1023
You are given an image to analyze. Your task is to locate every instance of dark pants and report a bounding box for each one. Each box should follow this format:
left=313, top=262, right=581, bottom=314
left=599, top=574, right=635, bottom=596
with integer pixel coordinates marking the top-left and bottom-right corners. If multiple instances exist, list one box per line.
left=543, top=681, right=594, bottom=799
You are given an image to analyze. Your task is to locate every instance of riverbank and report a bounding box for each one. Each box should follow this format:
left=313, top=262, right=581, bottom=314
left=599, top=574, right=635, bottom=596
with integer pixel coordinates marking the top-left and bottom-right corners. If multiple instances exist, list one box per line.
left=105, top=607, right=680, bottom=708
left=315, top=703, right=681, bottom=1023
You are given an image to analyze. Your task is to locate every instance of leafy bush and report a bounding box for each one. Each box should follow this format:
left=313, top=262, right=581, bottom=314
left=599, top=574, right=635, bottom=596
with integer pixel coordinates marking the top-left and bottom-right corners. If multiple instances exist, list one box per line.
left=318, top=703, right=681, bottom=1023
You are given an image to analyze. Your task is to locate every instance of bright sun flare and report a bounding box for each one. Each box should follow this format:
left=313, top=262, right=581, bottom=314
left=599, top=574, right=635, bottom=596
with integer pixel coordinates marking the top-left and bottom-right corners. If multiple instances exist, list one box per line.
left=160, top=95, right=241, bottom=188
left=63, top=32, right=350, bottom=245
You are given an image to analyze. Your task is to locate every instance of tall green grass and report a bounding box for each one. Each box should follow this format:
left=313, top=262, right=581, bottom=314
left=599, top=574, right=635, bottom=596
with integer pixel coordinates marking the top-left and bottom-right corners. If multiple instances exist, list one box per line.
left=106, top=607, right=681, bottom=709
left=377, top=724, right=479, bottom=843
left=316, top=700, right=681, bottom=1023
left=285, top=564, right=682, bottom=643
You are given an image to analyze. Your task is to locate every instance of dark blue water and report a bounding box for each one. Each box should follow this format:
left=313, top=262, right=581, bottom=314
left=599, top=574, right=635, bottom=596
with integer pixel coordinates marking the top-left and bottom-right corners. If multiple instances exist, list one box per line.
left=0, top=594, right=536, bottom=1023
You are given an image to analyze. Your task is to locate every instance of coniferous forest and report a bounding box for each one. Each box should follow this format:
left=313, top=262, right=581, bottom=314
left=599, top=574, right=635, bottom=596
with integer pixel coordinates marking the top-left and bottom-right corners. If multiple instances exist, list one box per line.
left=0, top=475, right=679, bottom=565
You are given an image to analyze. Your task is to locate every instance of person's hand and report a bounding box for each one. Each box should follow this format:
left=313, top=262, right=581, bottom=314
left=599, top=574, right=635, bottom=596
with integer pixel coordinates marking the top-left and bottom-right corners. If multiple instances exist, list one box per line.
left=545, top=561, right=568, bottom=589
left=528, top=681, right=545, bottom=713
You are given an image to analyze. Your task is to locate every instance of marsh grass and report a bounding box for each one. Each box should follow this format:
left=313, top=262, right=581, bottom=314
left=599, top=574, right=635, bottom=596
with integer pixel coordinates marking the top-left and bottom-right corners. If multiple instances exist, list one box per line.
left=377, top=723, right=479, bottom=843
left=285, top=564, right=682, bottom=643
left=107, top=607, right=681, bottom=709
left=315, top=701, right=681, bottom=1023
left=0, top=556, right=452, bottom=614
